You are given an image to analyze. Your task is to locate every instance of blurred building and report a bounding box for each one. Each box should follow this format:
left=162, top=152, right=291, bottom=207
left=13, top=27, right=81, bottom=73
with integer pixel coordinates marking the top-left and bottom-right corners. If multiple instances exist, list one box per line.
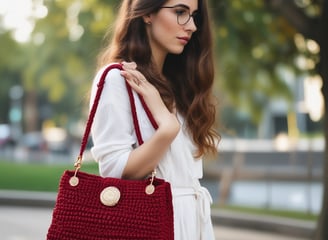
left=223, top=73, right=323, bottom=140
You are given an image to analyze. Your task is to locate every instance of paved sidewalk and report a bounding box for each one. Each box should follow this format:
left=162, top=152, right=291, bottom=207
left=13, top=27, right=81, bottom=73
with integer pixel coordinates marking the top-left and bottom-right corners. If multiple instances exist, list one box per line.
left=0, top=206, right=309, bottom=240
left=214, top=225, right=310, bottom=240
left=0, top=190, right=315, bottom=240
left=211, top=209, right=315, bottom=239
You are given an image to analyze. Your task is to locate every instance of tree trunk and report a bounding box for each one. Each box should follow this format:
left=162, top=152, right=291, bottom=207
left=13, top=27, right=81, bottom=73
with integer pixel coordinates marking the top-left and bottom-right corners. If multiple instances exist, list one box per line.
left=314, top=0, right=328, bottom=239
left=24, top=91, right=39, bottom=132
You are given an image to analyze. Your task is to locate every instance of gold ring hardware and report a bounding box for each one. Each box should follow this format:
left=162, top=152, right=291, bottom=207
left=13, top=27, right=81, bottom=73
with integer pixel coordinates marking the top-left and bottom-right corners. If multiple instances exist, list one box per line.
left=69, top=156, right=82, bottom=187
left=100, top=186, right=121, bottom=206
left=145, top=170, right=156, bottom=195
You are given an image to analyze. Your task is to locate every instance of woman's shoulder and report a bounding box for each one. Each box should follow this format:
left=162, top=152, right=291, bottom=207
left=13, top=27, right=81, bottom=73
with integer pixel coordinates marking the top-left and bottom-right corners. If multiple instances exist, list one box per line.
left=90, top=63, right=129, bottom=108
left=94, top=63, right=125, bottom=85
left=97, top=63, right=122, bottom=77
left=98, top=62, right=122, bottom=71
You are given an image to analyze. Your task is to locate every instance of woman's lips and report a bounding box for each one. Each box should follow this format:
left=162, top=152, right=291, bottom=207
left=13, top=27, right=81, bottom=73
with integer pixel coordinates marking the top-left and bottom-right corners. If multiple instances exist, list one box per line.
left=177, top=37, right=190, bottom=45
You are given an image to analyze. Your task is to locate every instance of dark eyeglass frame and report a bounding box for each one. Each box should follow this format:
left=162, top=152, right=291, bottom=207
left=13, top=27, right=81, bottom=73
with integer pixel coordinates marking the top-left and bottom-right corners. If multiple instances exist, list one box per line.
left=160, top=4, right=199, bottom=26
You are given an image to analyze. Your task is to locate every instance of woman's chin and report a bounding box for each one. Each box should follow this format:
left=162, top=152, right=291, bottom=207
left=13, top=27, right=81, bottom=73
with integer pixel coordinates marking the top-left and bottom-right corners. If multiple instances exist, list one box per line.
left=169, top=47, right=185, bottom=55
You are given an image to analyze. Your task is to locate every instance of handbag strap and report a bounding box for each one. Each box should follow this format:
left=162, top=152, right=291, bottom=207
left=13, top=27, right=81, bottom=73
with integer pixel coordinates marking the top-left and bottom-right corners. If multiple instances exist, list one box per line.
left=75, top=63, right=158, bottom=168
left=125, top=81, right=159, bottom=145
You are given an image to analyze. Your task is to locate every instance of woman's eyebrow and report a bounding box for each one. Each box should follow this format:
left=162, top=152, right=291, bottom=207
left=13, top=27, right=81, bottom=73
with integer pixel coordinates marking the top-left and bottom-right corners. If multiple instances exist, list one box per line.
left=171, top=3, right=198, bottom=13
left=175, top=4, right=189, bottom=9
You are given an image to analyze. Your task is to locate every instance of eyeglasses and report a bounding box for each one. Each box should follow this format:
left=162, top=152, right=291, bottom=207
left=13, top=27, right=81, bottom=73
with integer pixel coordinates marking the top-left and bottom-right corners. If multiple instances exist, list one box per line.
left=160, top=4, right=199, bottom=26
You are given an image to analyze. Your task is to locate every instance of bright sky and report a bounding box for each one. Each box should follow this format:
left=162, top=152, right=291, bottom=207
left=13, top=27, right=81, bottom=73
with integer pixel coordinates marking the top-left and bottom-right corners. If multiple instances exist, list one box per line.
left=0, top=0, right=47, bottom=42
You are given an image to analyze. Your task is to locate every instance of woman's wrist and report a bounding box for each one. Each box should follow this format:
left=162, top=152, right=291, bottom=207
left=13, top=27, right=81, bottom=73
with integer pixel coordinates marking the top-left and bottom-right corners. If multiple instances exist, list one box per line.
left=156, top=113, right=180, bottom=140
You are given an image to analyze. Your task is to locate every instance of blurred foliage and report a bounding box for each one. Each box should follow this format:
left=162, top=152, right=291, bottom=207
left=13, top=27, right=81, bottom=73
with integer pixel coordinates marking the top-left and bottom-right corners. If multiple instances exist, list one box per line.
left=20, top=0, right=120, bottom=130
left=212, top=0, right=297, bottom=124
left=0, top=32, right=22, bottom=123
left=0, top=0, right=120, bottom=130
left=0, top=0, right=318, bottom=132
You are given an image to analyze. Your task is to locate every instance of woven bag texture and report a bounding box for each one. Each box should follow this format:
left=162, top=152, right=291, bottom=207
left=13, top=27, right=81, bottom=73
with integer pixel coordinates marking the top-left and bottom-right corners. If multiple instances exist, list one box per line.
left=47, top=170, right=174, bottom=240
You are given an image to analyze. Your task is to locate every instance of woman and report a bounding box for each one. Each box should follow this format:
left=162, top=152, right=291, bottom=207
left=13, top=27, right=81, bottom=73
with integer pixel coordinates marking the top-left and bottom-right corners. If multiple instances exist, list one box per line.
left=90, top=0, right=219, bottom=239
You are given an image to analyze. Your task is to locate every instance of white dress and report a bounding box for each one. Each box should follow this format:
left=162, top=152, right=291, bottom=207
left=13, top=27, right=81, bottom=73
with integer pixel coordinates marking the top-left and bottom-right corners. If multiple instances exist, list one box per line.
left=90, top=65, right=215, bottom=240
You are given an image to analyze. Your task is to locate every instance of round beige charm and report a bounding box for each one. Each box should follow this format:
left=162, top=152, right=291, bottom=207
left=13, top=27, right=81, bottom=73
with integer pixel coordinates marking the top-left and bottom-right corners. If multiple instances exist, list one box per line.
left=100, top=186, right=121, bottom=206
left=145, top=184, right=155, bottom=195
left=69, top=176, right=79, bottom=187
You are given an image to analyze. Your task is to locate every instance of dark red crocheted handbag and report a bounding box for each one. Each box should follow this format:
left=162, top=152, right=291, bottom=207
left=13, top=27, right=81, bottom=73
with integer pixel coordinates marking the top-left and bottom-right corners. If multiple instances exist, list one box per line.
left=47, top=64, right=174, bottom=240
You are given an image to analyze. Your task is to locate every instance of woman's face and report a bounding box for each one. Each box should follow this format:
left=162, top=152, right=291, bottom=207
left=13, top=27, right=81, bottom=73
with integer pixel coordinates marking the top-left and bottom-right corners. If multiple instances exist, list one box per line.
left=145, top=0, right=198, bottom=63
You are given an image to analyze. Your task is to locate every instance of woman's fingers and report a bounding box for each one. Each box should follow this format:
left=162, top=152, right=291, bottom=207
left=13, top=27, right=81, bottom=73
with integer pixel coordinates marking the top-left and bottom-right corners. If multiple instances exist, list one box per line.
left=122, top=62, right=147, bottom=83
left=121, top=62, right=149, bottom=91
left=122, top=61, right=137, bottom=70
left=121, top=70, right=140, bottom=86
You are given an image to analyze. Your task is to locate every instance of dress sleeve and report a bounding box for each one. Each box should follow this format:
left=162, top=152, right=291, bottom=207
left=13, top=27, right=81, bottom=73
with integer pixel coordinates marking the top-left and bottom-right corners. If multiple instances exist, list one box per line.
left=89, top=66, right=135, bottom=178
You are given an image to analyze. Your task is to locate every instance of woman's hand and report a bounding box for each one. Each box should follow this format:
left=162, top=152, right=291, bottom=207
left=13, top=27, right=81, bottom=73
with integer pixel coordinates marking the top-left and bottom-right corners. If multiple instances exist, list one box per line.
left=120, top=61, right=180, bottom=136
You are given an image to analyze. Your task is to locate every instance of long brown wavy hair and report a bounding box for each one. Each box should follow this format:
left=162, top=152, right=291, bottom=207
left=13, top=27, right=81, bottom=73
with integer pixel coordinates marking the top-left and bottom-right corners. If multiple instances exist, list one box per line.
left=97, top=0, right=219, bottom=157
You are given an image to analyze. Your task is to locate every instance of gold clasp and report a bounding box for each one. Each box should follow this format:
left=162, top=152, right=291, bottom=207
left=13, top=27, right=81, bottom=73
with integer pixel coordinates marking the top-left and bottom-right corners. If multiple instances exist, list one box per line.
left=145, top=170, right=156, bottom=195
left=69, top=156, right=82, bottom=187
left=74, top=156, right=82, bottom=171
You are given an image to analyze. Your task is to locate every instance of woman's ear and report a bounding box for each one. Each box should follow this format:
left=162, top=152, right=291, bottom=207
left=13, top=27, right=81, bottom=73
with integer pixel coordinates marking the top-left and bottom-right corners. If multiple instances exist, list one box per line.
left=143, top=15, right=152, bottom=25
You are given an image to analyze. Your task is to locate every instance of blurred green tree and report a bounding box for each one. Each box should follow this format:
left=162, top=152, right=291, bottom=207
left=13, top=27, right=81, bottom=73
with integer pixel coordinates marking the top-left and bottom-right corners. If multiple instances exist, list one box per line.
left=0, top=31, right=22, bottom=123
left=211, top=0, right=296, bottom=127
left=20, top=0, right=120, bottom=132
left=260, top=0, right=328, bottom=240
left=209, top=0, right=326, bottom=238
left=264, top=1, right=326, bottom=239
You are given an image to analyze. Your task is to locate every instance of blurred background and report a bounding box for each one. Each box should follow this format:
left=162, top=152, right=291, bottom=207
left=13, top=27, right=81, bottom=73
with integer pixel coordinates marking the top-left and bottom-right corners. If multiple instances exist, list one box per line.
left=0, top=0, right=327, bottom=239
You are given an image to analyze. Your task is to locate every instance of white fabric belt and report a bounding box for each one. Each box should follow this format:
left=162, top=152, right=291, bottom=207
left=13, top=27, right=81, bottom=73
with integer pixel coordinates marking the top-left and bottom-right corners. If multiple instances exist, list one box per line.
left=172, top=185, right=213, bottom=224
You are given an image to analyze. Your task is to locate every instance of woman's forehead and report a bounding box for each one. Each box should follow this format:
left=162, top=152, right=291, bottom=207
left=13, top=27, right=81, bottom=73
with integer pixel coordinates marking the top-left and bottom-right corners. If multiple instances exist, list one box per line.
left=164, top=0, right=198, bottom=11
